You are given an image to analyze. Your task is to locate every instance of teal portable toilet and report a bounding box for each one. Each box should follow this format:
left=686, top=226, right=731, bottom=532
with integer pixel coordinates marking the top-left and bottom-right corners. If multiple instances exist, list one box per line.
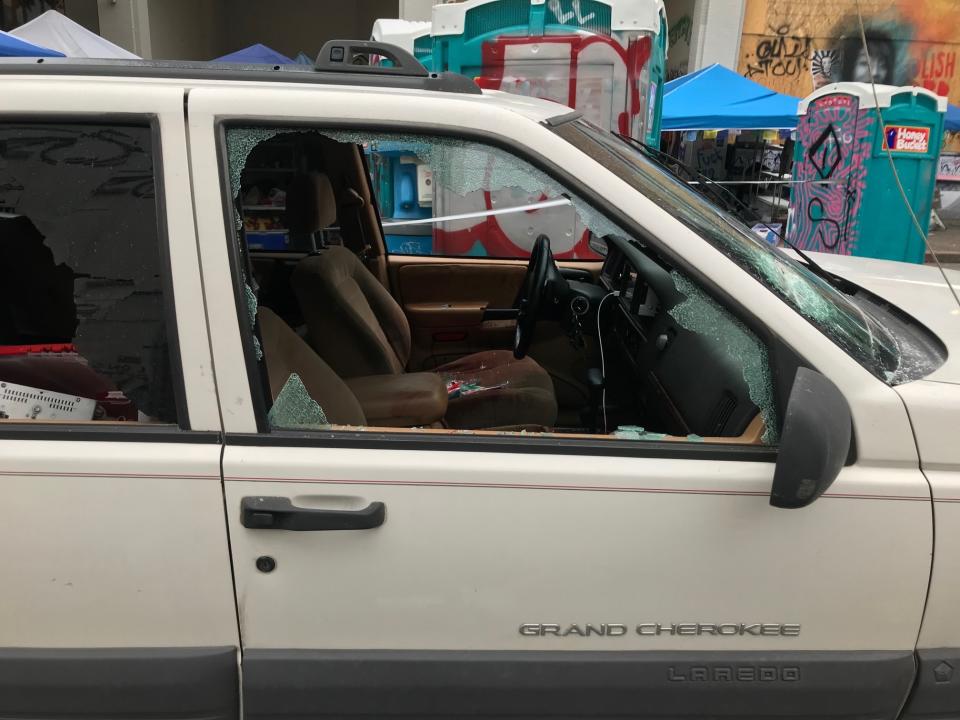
left=789, top=83, right=946, bottom=263
left=428, top=0, right=668, bottom=145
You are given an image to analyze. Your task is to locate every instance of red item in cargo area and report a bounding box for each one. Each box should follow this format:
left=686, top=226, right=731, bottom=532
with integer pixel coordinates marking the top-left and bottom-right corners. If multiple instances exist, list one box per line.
left=0, top=343, right=77, bottom=356
left=0, top=347, right=137, bottom=421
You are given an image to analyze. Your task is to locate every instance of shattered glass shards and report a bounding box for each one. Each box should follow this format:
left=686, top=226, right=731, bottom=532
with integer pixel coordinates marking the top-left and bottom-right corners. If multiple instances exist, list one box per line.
left=750, top=251, right=935, bottom=385
left=614, top=425, right=667, bottom=441
left=574, top=203, right=625, bottom=240
left=319, top=130, right=626, bottom=241
left=719, top=238, right=910, bottom=385
left=244, top=283, right=263, bottom=360
left=668, top=272, right=779, bottom=444
left=751, top=251, right=888, bottom=353
left=226, top=128, right=285, bottom=198
left=883, top=331, right=942, bottom=385
left=227, top=127, right=629, bottom=244
left=243, top=283, right=258, bottom=327
left=267, top=373, right=329, bottom=430
left=318, top=130, right=548, bottom=196
left=225, top=127, right=296, bottom=231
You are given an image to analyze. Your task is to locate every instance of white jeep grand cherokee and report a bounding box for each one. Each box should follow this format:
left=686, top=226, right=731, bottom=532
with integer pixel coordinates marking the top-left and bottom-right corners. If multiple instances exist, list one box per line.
left=0, top=41, right=957, bottom=720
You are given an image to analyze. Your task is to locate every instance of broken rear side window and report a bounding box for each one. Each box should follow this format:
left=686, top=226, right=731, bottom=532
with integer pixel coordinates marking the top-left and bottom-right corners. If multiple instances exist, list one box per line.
left=0, top=122, right=179, bottom=425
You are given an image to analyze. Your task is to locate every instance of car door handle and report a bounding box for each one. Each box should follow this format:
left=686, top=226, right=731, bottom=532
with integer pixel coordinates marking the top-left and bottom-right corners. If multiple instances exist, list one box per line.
left=241, top=497, right=386, bottom=531
left=482, top=307, right=520, bottom=321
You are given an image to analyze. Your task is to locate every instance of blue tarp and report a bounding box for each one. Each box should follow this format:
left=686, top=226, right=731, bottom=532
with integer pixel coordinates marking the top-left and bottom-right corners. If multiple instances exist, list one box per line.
left=0, top=29, right=63, bottom=57
left=947, top=104, right=960, bottom=133
left=215, top=43, right=293, bottom=65
left=662, top=64, right=801, bottom=131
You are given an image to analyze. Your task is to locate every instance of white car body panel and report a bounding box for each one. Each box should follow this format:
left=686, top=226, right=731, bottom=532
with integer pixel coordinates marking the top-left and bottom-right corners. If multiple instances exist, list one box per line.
left=0, top=65, right=956, bottom=717
left=0, top=80, right=237, bottom=651
left=224, top=448, right=931, bottom=652
left=0, top=441, right=237, bottom=647
left=183, top=83, right=931, bottom=657
left=893, top=380, right=960, bottom=649
left=186, top=82, right=921, bottom=465
left=806, top=252, right=960, bottom=385
left=801, top=254, right=960, bottom=653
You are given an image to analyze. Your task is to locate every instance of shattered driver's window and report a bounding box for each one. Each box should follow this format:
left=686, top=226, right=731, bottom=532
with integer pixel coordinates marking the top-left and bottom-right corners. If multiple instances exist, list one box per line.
left=227, top=125, right=777, bottom=447
left=358, top=133, right=605, bottom=260
left=0, top=123, right=178, bottom=425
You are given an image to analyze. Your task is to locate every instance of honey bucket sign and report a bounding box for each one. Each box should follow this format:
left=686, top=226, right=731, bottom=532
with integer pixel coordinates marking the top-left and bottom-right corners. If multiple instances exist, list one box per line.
left=885, top=125, right=932, bottom=153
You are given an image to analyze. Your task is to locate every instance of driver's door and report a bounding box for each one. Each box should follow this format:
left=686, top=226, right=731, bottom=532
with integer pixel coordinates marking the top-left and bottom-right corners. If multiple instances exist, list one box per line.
left=185, top=87, right=933, bottom=720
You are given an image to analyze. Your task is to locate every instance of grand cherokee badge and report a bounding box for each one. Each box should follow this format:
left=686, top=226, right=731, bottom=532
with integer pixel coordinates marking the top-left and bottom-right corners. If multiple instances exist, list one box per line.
left=519, top=623, right=801, bottom=637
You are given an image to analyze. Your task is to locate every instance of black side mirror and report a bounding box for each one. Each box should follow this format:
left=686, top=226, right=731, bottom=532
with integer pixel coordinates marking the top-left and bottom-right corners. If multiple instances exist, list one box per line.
left=770, top=368, right=852, bottom=509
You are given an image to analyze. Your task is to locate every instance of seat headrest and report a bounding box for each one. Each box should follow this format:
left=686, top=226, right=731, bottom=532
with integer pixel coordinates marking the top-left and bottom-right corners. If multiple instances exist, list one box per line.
left=286, top=172, right=337, bottom=234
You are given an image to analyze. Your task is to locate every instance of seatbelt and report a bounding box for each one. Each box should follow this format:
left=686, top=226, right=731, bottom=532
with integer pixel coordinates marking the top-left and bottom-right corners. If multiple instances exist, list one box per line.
left=340, top=187, right=371, bottom=261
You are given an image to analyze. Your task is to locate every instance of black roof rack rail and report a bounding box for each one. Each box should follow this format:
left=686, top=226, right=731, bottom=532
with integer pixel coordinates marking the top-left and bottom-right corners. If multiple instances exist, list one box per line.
left=311, top=38, right=479, bottom=93
left=0, top=40, right=482, bottom=96
left=315, top=39, right=425, bottom=77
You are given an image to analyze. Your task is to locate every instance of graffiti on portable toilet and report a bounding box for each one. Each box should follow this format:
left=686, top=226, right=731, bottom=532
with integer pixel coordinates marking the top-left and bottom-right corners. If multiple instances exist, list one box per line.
left=790, top=94, right=874, bottom=254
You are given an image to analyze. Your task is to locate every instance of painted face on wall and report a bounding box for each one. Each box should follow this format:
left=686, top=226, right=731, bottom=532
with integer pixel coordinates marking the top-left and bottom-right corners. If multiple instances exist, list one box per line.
left=851, top=42, right=892, bottom=83
left=810, top=49, right=839, bottom=89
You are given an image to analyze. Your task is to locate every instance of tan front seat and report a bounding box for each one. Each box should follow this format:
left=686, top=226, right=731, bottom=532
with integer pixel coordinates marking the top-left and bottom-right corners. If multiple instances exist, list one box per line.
left=287, top=172, right=558, bottom=430
left=258, top=306, right=365, bottom=426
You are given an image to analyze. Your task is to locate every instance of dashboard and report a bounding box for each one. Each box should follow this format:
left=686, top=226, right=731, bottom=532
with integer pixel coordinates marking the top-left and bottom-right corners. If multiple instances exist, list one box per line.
left=598, top=236, right=760, bottom=439
left=601, top=247, right=659, bottom=324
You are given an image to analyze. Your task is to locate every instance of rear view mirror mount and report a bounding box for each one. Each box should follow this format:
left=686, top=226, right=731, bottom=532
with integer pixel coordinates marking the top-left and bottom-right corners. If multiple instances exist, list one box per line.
left=588, top=233, right=609, bottom=257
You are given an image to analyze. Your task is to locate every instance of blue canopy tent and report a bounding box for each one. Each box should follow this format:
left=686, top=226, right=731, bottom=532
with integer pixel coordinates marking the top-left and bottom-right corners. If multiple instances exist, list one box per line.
left=946, top=104, right=960, bottom=133
left=663, top=64, right=801, bottom=131
left=0, top=29, right=63, bottom=57
left=214, top=43, right=293, bottom=65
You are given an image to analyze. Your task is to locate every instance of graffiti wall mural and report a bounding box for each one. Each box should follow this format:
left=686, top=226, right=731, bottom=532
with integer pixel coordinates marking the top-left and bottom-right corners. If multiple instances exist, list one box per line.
left=939, top=154, right=960, bottom=180
left=665, top=0, right=695, bottom=80
left=738, top=0, right=960, bottom=150
left=789, top=95, right=875, bottom=254
left=667, top=14, right=692, bottom=80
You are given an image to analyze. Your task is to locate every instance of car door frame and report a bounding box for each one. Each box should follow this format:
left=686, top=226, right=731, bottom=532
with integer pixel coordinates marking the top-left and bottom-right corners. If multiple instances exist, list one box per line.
left=186, top=83, right=932, bottom=720
left=0, top=78, right=239, bottom=719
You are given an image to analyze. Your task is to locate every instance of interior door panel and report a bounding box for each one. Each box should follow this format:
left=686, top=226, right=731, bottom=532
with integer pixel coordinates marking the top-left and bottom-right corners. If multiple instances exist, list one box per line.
left=391, top=258, right=527, bottom=369
left=390, top=257, right=601, bottom=386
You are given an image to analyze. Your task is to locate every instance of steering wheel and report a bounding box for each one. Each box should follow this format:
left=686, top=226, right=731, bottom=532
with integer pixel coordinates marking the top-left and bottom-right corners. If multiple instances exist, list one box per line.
left=514, top=235, right=562, bottom=359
